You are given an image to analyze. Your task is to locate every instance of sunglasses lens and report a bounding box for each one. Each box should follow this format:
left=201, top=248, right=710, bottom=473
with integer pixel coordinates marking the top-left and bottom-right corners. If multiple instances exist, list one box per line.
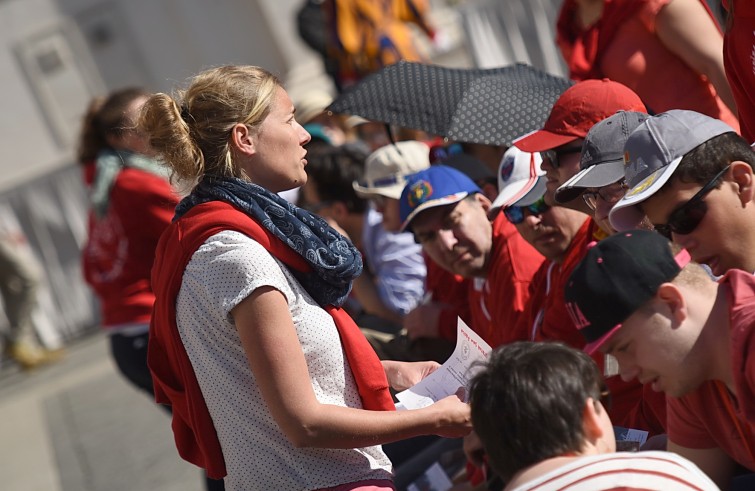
left=504, top=206, right=524, bottom=224
left=541, top=150, right=558, bottom=169
left=531, top=197, right=549, bottom=214
left=654, top=225, right=672, bottom=240
left=670, top=200, right=707, bottom=235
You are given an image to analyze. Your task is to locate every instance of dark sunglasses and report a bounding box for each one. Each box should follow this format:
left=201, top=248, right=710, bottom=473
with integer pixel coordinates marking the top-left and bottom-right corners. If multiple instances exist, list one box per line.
left=541, top=146, right=582, bottom=169
left=653, top=164, right=730, bottom=239
left=504, top=196, right=550, bottom=224
left=582, top=181, right=628, bottom=211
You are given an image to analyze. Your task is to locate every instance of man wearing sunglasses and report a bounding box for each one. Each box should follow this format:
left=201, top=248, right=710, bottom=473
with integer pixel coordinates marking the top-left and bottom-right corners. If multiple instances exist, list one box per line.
left=610, top=110, right=755, bottom=277
left=554, top=111, right=648, bottom=235
left=514, top=79, right=647, bottom=215
left=398, top=165, right=544, bottom=348
left=468, top=342, right=717, bottom=491
left=495, top=146, right=666, bottom=439
left=565, top=230, right=755, bottom=490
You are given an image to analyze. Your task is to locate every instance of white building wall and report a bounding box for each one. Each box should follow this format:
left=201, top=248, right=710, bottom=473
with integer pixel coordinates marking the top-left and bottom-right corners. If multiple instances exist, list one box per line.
left=0, top=0, right=325, bottom=193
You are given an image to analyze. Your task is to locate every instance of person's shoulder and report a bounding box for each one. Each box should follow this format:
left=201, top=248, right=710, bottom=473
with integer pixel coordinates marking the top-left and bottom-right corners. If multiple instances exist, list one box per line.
left=115, top=168, right=176, bottom=197
left=508, top=451, right=717, bottom=491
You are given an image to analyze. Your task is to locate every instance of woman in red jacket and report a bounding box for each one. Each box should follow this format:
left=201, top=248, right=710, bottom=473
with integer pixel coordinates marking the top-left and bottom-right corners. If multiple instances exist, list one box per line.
left=78, top=87, right=179, bottom=395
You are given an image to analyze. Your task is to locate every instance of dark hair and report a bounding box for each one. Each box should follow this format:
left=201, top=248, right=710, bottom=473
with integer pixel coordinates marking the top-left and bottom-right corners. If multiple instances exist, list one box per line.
left=662, top=132, right=755, bottom=190
left=468, top=342, right=604, bottom=482
left=304, top=143, right=370, bottom=213
left=77, top=87, right=150, bottom=163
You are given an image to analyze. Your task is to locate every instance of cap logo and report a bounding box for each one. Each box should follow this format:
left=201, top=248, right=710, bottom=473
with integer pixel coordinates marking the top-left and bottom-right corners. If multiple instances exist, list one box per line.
left=500, top=157, right=515, bottom=182
left=407, top=180, right=433, bottom=208
left=565, top=302, right=590, bottom=330
left=582, top=149, right=593, bottom=164
left=625, top=170, right=659, bottom=198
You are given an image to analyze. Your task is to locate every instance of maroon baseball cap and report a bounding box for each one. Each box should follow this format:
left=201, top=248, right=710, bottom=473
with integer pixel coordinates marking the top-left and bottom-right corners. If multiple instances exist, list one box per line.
left=514, top=79, right=647, bottom=153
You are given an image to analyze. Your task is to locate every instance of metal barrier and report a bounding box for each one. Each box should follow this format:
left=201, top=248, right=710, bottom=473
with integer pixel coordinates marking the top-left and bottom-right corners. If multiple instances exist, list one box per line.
left=0, top=164, right=99, bottom=352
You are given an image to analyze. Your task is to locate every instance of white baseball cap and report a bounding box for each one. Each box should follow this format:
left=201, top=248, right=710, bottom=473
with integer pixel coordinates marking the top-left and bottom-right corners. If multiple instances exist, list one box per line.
left=490, top=145, right=545, bottom=215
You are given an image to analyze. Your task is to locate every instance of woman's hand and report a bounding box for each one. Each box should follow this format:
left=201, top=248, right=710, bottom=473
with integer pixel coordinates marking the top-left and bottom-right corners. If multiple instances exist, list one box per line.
left=426, top=390, right=473, bottom=438
left=382, top=360, right=440, bottom=391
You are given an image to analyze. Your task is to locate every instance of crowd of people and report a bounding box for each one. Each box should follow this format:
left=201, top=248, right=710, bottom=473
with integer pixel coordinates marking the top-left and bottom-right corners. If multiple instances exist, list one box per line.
left=21, top=0, right=751, bottom=490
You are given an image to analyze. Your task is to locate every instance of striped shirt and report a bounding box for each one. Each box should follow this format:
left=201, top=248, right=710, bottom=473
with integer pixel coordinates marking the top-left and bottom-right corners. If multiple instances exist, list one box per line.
left=508, top=451, right=719, bottom=491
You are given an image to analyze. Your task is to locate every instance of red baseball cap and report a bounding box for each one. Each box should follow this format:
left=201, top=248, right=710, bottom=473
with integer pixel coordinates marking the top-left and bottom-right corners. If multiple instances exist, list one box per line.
left=514, top=79, right=646, bottom=153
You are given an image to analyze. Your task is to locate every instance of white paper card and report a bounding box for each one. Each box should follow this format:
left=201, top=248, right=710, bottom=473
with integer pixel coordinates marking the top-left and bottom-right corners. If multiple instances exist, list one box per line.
left=396, top=318, right=491, bottom=409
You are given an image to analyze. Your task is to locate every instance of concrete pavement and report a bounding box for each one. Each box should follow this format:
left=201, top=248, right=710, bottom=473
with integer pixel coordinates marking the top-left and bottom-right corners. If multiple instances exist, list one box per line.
left=0, top=332, right=204, bottom=491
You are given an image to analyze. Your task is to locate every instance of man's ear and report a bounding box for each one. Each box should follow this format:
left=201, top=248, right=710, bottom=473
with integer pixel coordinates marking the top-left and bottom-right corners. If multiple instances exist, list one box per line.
left=730, top=161, right=754, bottom=206
left=656, top=283, right=687, bottom=327
left=475, top=192, right=493, bottom=213
left=230, top=123, right=256, bottom=157
left=582, top=397, right=606, bottom=443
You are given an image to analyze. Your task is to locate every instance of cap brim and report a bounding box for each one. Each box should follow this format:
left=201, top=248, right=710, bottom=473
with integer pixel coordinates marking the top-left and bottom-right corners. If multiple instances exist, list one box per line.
left=400, top=192, right=470, bottom=232
left=555, top=161, right=625, bottom=204
left=352, top=181, right=403, bottom=200
left=583, top=323, right=623, bottom=355
left=491, top=176, right=546, bottom=213
left=609, top=157, right=682, bottom=232
left=513, top=130, right=579, bottom=153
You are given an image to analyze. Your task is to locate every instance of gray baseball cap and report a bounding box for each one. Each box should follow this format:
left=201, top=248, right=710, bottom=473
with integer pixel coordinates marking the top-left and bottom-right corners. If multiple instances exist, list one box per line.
left=555, top=111, right=648, bottom=204
left=609, top=110, right=736, bottom=231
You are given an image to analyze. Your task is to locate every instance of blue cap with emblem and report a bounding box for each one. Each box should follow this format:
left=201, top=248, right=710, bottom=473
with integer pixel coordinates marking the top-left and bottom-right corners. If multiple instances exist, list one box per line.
left=399, top=165, right=481, bottom=232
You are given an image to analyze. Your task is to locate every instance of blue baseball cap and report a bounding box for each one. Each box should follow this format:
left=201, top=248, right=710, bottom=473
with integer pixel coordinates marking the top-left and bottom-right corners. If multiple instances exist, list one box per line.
left=399, top=165, right=481, bottom=232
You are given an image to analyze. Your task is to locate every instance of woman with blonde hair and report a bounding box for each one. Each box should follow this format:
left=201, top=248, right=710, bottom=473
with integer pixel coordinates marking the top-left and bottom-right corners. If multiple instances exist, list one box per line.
left=141, top=65, right=471, bottom=491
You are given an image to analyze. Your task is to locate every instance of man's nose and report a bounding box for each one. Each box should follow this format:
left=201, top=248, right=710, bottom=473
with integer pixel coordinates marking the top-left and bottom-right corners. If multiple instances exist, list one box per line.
left=435, top=228, right=457, bottom=250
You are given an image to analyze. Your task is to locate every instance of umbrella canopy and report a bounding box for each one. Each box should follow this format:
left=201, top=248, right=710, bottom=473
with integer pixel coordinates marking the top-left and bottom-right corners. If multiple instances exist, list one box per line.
left=327, top=61, right=573, bottom=147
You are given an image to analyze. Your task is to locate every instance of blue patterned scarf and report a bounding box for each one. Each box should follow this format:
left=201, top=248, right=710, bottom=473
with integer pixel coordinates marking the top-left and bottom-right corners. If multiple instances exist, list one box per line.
left=174, top=176, right=362, bottom=307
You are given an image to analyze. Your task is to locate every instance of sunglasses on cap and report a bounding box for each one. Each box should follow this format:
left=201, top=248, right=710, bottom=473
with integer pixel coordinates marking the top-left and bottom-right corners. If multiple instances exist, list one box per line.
left=504, top=196, right=550, bottom=224
left=582, top=180, right=628, bottom=211
left=541, top=146, right=582, bottom=169
left=653, top=164, right=731, bottom=239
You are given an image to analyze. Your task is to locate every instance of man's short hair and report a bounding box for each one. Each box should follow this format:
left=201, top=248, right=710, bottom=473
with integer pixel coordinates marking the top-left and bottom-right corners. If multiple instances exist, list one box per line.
left=666, top=132, right=755, bottom=188
left=468, top=342, right=604, bottom=482
left=304, top=143, right=370, bottom=213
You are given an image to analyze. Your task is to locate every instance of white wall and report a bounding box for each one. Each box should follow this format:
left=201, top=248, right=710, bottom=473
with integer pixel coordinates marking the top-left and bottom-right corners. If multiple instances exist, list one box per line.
left=0, top=0, right=326, bottom=193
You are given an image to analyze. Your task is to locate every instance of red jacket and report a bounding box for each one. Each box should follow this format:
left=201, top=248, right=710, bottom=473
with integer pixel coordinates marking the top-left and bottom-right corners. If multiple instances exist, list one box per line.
left=148, top=201, right=393, bottom=478
left=82, top=166, right=178, bottom=327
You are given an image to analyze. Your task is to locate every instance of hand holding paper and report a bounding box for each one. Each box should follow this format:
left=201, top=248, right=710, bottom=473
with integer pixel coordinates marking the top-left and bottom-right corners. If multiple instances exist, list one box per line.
left=396, top=318, right=491, bottom=410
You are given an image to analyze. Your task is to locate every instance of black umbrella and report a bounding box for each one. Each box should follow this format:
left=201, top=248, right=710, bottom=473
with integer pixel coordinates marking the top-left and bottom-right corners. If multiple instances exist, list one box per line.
left=327, top=61, right=573, bottom=147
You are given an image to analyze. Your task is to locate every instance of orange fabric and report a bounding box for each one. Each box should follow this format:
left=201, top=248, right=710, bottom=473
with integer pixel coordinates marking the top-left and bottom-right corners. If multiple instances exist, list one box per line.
left=325, top=0, right=432, bottom=86
left=557, top=0, right=739, bottom=131
left=149, top=201, right=394, bottom=478
left=467, top=214, right=545, bottom=348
